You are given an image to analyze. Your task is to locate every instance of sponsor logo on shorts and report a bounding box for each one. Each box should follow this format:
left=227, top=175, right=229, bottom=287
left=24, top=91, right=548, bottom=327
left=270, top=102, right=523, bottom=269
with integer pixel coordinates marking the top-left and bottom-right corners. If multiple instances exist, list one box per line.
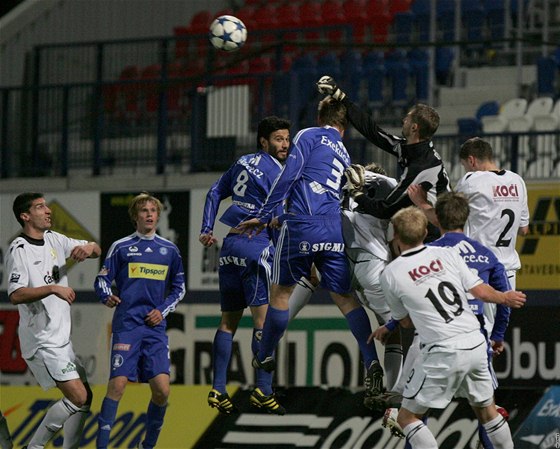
left=113, top=343, right=131, bottom=351
left=408, top=258, right=444, bottom=281
left=112, top=354, right=124, bottom=369
left=219, top=256, right=247, bottom=266
left=311, top=242, right=344, bottom=252
left=299, top=241, right=311, bottom=253
left=128, top=263, right=168, bottom=280
left=61, top=362, right=77, bottom=374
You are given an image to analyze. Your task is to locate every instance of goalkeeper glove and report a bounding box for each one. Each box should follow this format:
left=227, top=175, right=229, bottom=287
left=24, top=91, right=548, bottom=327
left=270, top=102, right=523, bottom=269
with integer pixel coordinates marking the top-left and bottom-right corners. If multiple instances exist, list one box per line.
left=345, top=164, right=365, bottom=198
left=316, top=75, right=346, bottom=101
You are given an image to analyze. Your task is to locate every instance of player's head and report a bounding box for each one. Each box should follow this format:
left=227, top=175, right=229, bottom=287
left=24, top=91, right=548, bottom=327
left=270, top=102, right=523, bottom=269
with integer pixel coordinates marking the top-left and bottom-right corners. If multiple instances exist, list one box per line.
left=257, top=116, right=291, bottom=162
left=391, top=206, right=428, bottom=246
left=13, top=192, right=46, bottom=227
left=459, top=137, right=494, bottom=162
left=128, top=192, right=163, bottom=232
left=435, top=192, right=469, bottom=232
left=318, top=96, right=348, bottom=130
left=403, top=104, right=440, bottom=142
left=364, top=162, right=387, bottom=175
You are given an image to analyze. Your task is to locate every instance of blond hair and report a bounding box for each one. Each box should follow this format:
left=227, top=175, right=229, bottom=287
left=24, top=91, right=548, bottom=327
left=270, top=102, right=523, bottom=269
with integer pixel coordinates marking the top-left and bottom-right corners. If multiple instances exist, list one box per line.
left=391, top=206, right=428, bottom=246
left=128, top=192, right=163, bottom=226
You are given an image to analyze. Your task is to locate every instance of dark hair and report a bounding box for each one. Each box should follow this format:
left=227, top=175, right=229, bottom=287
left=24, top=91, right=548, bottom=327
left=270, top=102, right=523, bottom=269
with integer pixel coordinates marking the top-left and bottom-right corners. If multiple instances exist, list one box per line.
left=459, top=137, right=494, bottom=161
left=409, top=103, right=440, bottom=140
left=257, top=116, right=291, bottom=149
left=435, top=192, right=470, bottom=231
left=13, top=192, right=44, bottom=227
left=318, top=96, right=348, bottom=129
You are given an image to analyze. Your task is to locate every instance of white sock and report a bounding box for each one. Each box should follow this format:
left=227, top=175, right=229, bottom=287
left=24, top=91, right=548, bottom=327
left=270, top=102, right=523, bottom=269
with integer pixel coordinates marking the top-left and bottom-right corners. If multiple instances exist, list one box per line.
left=0, top=415, right=13, bottom=449
left=288, top=277, right=315, bottom=321
left=27, top=398, right=80, bottom=449
left=404, top=420, right=438, bottom=449
left=62, top=404, right=90, bottom=449
left=383, top=343, right=403, bottom=391
left=483, top=414, right=513, bottom=449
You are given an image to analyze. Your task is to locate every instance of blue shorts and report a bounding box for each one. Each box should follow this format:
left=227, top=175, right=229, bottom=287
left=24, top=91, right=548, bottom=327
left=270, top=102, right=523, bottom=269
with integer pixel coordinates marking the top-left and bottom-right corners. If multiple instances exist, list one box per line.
left=219, top=232, right=273, bottom=311
left=109, top=326, right=170, bottom=382
left=273, top=214, right=351, bottom=294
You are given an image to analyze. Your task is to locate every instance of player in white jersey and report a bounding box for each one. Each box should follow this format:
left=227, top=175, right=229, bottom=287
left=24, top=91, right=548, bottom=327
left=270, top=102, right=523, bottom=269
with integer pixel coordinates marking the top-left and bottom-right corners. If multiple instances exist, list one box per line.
left=342, top=163, right=403, bottom=393
left=6, top=192, right=101, bottom=449
left=455, top=137, right=529, bottom=331
left=380, top=206, right=525, bottom=449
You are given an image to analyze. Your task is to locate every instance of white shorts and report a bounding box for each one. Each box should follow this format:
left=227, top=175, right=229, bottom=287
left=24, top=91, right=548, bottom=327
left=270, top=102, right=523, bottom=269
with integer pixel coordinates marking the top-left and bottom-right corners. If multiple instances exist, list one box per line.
left=25, top=343, right=87, bottom=391
left=401, top=330, right=494, bottom=415
left=347, top=248, right=390, bottom=322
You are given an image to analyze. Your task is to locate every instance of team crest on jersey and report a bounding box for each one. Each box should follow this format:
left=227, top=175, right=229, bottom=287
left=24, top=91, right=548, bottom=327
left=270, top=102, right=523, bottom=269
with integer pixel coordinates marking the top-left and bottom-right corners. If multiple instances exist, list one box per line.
left=159, top=247, right=168, bottom=255
left=299, top=241, right=311, bottom=253
left=112, top=354, right=124, bottom=369
left=408, top=258, right=444, bottom=282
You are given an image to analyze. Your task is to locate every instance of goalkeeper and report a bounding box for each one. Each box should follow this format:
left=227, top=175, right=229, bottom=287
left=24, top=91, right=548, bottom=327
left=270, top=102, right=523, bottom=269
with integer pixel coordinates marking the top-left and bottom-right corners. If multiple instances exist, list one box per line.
left=317, top=76, right=451, bottom=243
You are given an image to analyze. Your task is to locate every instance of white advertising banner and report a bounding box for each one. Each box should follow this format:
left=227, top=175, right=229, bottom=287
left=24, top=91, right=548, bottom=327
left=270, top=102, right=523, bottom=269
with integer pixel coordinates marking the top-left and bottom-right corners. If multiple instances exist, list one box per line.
left=188, top=188, right=232, bottom=291
left=1, top=302, right=382, bottom=388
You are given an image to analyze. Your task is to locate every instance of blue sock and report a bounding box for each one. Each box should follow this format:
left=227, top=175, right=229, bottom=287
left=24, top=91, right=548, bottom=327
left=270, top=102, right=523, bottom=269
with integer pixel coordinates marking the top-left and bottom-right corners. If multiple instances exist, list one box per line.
left=253, top=327, right=273, bottom=395
left=259, top=306, right=289, bottom=361
left=96, top=397, right=119, bottom=449
left=142, top=401, right=167, bottom=449
left=345, top=307, right=378, bottom=367
left=478, top=422, right=494, bottom=448
left=212, top=329, right=233, bottom=393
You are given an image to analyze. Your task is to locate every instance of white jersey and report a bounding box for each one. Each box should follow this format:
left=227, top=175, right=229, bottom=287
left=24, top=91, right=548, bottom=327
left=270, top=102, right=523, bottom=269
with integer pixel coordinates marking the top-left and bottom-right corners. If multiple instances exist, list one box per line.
left=380, top=245, right=483, bottom=345
left=342, top=171, right=397, bottom=261
left=6, top=231, right=88, bottom=359
left=455, top=169, right=529, bottom=271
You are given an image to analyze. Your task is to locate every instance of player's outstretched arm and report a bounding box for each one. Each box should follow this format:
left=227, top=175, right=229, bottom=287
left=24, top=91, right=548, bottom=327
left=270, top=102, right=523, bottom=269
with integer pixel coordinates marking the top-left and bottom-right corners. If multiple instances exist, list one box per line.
left=469, top=283, right=526, bottom=308
left=407, top=184, right=439, bottom=228
left=9, top=285, right=76, bottom=305
left=70, top=242, right=101, bottom=262
left=316, top=76, right=346, bottom=101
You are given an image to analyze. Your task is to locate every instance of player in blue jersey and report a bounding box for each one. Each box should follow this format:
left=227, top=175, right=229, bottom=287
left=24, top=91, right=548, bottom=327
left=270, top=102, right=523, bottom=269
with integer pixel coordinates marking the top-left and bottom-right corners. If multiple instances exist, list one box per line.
left=239, top=97, right=382, bottom=399
left=199, top=116, right=291, bottom=415
left=94, top=192, right=185, bottom=449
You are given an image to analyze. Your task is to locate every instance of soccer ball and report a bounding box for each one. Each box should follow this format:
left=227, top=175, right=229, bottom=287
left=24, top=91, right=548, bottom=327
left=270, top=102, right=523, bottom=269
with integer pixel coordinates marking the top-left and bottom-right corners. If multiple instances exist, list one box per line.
left=209, top=15, right=247, bottom=52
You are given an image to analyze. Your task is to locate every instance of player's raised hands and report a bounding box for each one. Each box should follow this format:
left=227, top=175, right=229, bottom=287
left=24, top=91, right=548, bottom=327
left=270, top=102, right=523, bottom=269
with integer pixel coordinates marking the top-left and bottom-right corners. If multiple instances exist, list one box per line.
left=316, top=76, right=346, bottom=101
left=345, top=164, right=365, bottom=198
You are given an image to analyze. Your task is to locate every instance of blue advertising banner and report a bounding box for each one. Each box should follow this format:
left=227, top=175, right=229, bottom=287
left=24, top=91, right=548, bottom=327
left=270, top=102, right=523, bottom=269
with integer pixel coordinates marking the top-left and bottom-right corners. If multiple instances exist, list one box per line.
left=513, top=385, right=560, bottom=449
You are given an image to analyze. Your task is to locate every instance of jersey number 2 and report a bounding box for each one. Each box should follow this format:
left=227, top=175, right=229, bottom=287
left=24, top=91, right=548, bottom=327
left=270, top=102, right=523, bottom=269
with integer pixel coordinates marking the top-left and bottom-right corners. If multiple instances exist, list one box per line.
left=495, top=208, right=515, bottom=247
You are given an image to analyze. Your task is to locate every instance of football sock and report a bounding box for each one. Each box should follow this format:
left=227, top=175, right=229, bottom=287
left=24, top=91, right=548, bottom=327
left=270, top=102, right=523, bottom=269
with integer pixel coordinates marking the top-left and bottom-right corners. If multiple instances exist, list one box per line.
left=482, top=414, right=513, bottom=449
left=212, top=330, right=233, bottom=393
left=478, top=422, right=495, bottom=449
left=384, top=343, right=404, bottom=391
left=141, top=401, right=167, bottom=449
left=403, top=420, right=438, bottom=449
left=62, top=403, right=90, bottom=449
left=96, top=397, right=119, bottom=449
left=0, top=414, right=13, bottom=449
left=259, top=306, right=289, bottom=361
left=253, top=328, right=273, bottom=396
left=288, top=277, right=315, bottom=321
left=28, top=398, right=80, bottom=449
left=344, top=307, right=377, bottom=367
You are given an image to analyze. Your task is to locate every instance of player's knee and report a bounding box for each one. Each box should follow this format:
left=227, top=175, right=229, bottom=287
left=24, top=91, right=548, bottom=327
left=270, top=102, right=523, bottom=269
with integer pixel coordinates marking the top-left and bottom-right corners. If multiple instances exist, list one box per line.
left=151, top=387, right=170, bottom=405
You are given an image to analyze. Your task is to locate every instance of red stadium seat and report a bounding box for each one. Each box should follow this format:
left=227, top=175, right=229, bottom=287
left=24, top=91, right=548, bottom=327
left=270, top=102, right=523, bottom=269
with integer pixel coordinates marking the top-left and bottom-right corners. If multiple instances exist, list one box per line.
left=342, top=0, right=368, bottom=43
left=367, top=0, right=392, bottom=43
left=321, top=0, right=346, bottom=42
left=299, top=1, right=322, bottom=40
